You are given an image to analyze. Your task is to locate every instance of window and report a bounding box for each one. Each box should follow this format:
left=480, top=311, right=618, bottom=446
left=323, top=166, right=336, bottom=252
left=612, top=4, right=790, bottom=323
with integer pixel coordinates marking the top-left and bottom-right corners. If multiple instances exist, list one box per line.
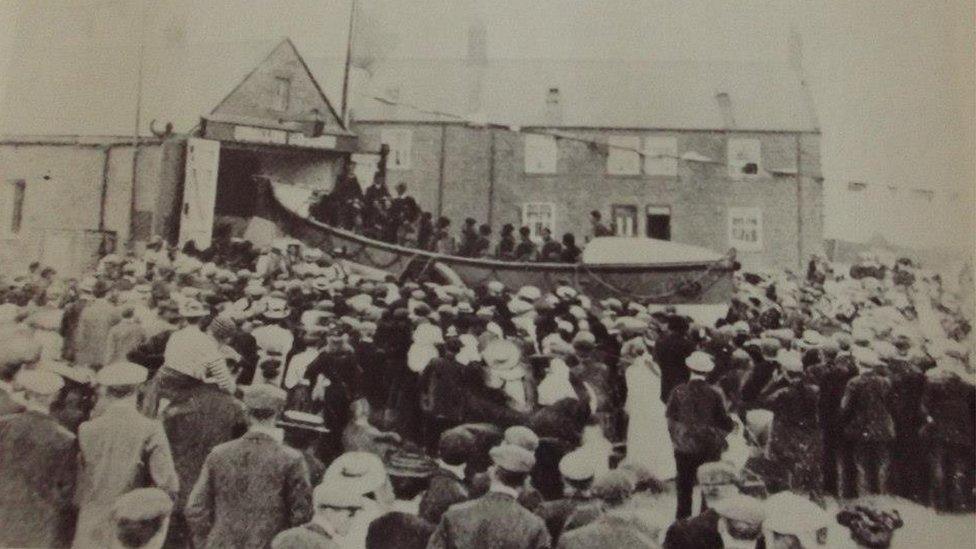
left=646, top=205, right=671, bottom=240
left=611, top=205, right=638, bottom=236
left=606, top=135, right=640, bottom=175
left=521, top=202, right=555, bottom=241
left=1, top=180, right=26, bottom=234
left=272, top=77, right=291, bottom=111
left=728, top=138, right=761, bottom=179
left=524, top=134, right=557, bottom=174
left=728, top=207, right=763, bottom=251
left=381, top=128, right=413, bottom=171
left=643, top=136, right=678, bottom=176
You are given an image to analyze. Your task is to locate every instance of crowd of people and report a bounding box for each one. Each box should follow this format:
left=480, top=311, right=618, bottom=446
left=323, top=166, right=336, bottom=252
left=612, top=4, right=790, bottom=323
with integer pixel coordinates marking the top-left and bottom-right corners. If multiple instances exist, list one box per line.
left=308, top=166, right=594, bottom=263
left=0, top=231, right=973, bottom=548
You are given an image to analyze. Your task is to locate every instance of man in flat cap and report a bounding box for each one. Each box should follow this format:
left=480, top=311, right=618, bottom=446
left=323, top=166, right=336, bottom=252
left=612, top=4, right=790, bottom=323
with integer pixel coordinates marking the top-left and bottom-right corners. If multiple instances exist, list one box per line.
left=427, top=444, right=550, bottom=549
left=73, top=279, right=121, bottom=369
left=159, top=360, right=248, bottom=548
left=663, top=461, right=740, bottom=549
left=558, top=470, right=659, bottom=549
left=534, top=449, right=597, bottom=543
left=111, top=487, right=174, bottom=549
left=838, top=349, right=895, bottom=497
left=74, top=361, right=179, bottom=549
left=0, top=370, right=77, bottom=548
left=419, top=429, right=475, bottom=524
left=272, top=483, right=369, bottom=549
left=666, top=351, right=735, bottom=519
left=653, top=315, right=695, bottom=404
left=186, top=384, right=312, bottom=549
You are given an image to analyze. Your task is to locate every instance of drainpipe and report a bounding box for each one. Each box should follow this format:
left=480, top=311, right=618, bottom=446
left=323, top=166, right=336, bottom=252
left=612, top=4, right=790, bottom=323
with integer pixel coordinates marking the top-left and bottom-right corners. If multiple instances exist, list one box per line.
left=437, top=125, right=446, bottom=218
left=796, top=134, right=803, bottom=269
left=98, top=146, right=113, bottom=231
left=487, top=128, right=496, bottom=226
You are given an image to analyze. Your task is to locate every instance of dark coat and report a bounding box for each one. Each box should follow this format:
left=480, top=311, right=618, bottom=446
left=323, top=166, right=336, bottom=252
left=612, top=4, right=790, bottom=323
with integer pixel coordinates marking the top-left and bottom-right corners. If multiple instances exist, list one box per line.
left=663, top=509, right=722, bottom=549
left=420, top=357, right=470, bottom=424
left=0, top=410, right=77, bottom=548
left=761, top=379, right=823, bottom=492
left=426, top=491, right=550, bottom=549
left=839, top=372, right=895, bottom=443
left=807, top=354, right=858, bottom=437
left=161, top=383, right=248, bottom=510
left=559, top=512, right=661, bottom=549
left=419, top=467, right=470, bottom=524
left=882, top=360, right=926, bottom=440
left=535, top=495, right=594, bottom=543
left=185, top=431, right=313, bottom=549
left=0, top=385, right=25, bottom=415
left=666, top=379, right=734, bottom=457
left=653, top=333, right=695, bottom=403
left=919, top=375, right=976, bottom=448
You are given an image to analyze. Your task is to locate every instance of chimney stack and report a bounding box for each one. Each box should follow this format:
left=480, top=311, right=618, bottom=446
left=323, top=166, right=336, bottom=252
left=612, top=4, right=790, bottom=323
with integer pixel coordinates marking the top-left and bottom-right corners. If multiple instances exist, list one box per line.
left=545, top=87, right=562, bottom=126
left=715, top=92, right=736, bottom=130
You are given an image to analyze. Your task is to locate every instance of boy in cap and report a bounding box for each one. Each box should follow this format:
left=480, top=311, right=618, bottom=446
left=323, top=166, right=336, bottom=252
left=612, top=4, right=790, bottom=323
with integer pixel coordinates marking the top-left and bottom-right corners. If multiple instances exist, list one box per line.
left=74, top=362, right=179, bottom=549
left=666, top=351, right=735, bottom=519
left=185, top=384, right=312, bottom=549
left=0, top=370, right=77, bottom=549
left=271, top=483, right=368, bottom=549
left=419, top=429, right=475, bottom=524
left=663, top=461, right=739, bottom=549
left=710, top=495, right=765, bottom=549
left=428, top=444, right=550, bottom=549
left=111, top=487, right=174, bottom=549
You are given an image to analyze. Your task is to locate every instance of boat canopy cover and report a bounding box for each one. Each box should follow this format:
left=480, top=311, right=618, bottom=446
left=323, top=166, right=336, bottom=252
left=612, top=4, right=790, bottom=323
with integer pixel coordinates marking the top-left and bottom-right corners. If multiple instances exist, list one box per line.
left=582, top=237, right=723, bottom=265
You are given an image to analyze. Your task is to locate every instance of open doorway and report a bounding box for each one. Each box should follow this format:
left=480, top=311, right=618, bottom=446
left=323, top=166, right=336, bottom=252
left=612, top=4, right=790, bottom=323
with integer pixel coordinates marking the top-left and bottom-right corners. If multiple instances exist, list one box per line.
left=215, top=148, right=263, bottom=217
left=646, top=205, right=671, bottom=240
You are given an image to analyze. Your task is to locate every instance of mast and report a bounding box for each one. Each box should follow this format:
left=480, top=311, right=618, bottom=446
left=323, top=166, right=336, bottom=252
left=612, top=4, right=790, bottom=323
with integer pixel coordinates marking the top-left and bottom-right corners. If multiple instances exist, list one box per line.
left=340, top=0, right=357, bottom=126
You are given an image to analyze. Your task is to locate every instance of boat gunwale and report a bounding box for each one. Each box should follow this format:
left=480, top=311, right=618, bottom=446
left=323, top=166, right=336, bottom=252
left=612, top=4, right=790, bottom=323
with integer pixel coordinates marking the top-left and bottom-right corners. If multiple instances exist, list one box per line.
left=277, top=194, right=734, bottom=274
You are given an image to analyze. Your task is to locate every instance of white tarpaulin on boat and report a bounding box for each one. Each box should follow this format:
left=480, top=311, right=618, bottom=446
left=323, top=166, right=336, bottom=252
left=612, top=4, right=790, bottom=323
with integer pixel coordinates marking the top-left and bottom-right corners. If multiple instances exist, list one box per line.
left=582, top=237, right=723, bottom=265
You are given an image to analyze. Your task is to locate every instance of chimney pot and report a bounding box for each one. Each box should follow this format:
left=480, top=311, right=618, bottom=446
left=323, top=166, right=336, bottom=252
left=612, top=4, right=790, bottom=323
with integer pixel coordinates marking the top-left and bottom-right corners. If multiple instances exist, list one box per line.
left=715, top=92, right=736, bottom=129
left=545, top=87, right=562, bottom=126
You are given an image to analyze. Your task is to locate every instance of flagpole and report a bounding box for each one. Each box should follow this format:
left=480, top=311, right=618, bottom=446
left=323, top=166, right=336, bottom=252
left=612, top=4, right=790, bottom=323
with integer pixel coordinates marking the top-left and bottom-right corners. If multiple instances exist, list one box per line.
left=128, top=0, right=149, bottom=244
left=340, top=0, right=357, bottom=126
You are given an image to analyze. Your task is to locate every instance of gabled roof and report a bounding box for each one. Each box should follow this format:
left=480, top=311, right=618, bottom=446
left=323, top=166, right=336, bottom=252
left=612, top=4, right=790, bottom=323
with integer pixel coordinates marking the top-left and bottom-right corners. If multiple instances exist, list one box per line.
left=208, top=39, right=347, bottom=133
left=347, top=58, right=819, bottom=132
left=139, top=39, right=349, bottom=135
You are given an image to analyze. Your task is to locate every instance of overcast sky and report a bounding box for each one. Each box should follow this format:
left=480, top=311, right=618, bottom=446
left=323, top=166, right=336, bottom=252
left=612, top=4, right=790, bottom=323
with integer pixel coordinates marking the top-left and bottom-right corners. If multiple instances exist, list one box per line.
left=0, top=0, right=972, bottom=249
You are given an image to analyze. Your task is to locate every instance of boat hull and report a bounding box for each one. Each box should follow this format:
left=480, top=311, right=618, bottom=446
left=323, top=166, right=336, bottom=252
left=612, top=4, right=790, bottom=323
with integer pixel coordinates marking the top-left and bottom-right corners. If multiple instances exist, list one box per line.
left=255, top=181, right=736, bottom=303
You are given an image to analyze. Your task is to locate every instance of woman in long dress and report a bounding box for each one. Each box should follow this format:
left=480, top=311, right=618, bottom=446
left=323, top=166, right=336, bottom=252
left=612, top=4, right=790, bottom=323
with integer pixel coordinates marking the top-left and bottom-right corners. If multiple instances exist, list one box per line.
left=625, top=352, right=677, bottom=480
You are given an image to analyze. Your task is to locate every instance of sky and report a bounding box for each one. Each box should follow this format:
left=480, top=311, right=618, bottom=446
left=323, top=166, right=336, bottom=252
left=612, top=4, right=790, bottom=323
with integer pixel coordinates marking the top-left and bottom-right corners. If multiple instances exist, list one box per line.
left=0, top=0, right=972, bottom=250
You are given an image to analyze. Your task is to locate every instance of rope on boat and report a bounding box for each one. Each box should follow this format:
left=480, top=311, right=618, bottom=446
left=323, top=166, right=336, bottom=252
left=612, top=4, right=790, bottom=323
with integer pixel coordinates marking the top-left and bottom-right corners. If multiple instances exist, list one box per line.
left=578, top=250, right=735, bottom=302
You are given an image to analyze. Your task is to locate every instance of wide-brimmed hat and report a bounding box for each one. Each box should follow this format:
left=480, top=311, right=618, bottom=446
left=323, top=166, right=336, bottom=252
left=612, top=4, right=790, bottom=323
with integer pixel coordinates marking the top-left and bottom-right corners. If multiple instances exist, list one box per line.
left=685, top=351, right=715, bottom=374
left=263, top=298, right=290, bottom=320
left=178, top=300, right=208, bottom=318
left=277, top=410, right=330, bottom=433
left=482, top=339, right=522, bottom=372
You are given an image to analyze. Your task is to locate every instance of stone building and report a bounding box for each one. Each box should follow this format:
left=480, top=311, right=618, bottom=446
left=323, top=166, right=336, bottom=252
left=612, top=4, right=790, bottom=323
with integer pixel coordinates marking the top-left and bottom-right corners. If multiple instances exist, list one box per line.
left=350, top=56, right=823, bottom=270
left=0, top=39, right=355, bottom=274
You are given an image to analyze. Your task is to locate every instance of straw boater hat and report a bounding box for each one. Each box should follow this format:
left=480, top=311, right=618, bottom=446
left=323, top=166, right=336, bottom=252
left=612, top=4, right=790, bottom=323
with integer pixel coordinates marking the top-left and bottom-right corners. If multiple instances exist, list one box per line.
left=482, top=339, right=523, bottom=379
left=685, top=351, right=715, bottom=374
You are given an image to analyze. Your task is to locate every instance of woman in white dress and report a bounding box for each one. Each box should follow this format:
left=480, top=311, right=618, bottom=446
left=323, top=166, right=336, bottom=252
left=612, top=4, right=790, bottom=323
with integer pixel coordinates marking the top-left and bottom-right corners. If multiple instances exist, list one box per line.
left=625, top=352, right=677, bottom=480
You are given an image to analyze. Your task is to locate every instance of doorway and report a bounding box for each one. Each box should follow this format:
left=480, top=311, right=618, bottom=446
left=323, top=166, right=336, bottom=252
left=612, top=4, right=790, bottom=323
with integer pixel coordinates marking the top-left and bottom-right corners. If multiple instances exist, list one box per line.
left=646, top=205, right=671, bottom=240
